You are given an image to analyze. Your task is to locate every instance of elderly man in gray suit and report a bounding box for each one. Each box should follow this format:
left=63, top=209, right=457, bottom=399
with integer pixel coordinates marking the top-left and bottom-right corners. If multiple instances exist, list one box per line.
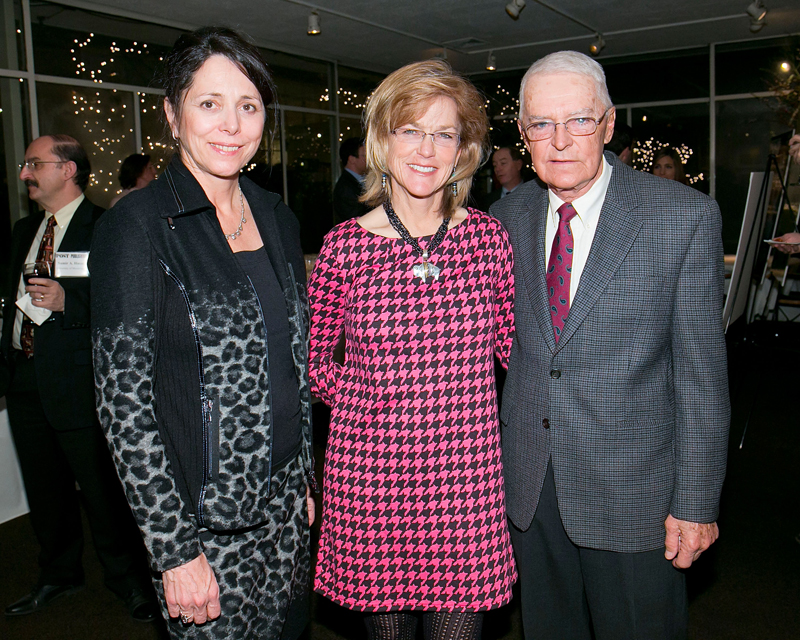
left=491, top=51, right=730, bottom=640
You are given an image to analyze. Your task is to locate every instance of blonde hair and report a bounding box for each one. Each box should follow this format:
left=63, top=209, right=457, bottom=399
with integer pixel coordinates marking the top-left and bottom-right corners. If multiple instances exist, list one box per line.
left=361, top=59, right=489, bottom=216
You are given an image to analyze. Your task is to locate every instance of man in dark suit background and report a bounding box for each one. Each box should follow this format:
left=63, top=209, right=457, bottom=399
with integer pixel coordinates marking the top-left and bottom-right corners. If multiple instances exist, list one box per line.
left=1, top=135, right=155, bottom=621
left=491, top=52, right=730, bottom=639
left=480, top=145, right=525, bottom=210
left=604, top=121, right=635, bottom=167
left=333, top=136, right=368, bottom=223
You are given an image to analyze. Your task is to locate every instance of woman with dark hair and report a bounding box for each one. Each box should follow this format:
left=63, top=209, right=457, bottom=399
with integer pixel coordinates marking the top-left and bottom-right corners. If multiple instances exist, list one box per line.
left=308, top=60, right=516, bottom=640
left=651, top=147, right=688, bottom=185
left=110, top=153, right=157, bottom=206
left=91, top=27, right=313, bottom=639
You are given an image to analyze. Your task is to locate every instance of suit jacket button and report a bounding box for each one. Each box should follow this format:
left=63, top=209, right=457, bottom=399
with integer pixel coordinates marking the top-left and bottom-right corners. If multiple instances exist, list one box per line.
left=550, top=369, right=561, bottom=379
left=542, top=418, right=550, bottom=429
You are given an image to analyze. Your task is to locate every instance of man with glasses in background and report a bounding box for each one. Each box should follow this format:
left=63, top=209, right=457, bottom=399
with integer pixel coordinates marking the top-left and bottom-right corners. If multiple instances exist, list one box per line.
left=1, top=135, right=156, bottom=622
left=491, top=52, right=730, bottom=640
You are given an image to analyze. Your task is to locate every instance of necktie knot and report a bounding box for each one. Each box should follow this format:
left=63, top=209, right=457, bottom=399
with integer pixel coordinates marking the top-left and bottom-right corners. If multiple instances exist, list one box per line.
left=557, top=202, right=578, bottom=225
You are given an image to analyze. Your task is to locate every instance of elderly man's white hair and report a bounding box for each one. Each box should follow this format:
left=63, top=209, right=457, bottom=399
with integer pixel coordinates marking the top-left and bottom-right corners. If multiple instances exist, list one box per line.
left=519, top=50, right=613, bottom=119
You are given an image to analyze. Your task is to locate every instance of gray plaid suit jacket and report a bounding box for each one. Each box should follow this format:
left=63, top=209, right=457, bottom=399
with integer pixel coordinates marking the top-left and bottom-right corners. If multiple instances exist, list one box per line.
left=491, top=152, right=730, bottom=553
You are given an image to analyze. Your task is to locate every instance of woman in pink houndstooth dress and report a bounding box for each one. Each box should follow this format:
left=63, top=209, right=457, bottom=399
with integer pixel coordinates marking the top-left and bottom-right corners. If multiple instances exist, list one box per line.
left=308, top=60, right=517, bottom=640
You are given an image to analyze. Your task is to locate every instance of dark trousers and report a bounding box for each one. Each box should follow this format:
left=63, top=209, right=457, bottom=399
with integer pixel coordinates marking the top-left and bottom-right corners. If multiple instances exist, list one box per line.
left=510, top=462, right=688, bottom=640
left=5, top=353, right=144, bottom=596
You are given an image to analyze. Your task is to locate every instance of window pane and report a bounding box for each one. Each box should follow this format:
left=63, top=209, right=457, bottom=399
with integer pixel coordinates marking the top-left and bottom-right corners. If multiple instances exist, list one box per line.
left=605, top=50, right=710, bottom=104
left=337, top=65, right=382, bottom=116
left=263, top=49, right=331, bottom=111
left=284, top=110, right=334, bottom=252
left=0, top=77, right=31, bottom=296
left=0, top=0, right=25, bottom=71
left=30, top=1, right=179, bottom=87
left=715, top=96, right=791, bottom=254
left=37, top=83, right=137, bottom=209
left=338, top=116, right=363, bottom=144
left=716, top=36, right=800, bottom=97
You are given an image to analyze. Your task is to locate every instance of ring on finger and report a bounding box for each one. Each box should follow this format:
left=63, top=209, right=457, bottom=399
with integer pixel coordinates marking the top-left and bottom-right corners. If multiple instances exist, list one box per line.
left=179, top=611, right=193, bottom=625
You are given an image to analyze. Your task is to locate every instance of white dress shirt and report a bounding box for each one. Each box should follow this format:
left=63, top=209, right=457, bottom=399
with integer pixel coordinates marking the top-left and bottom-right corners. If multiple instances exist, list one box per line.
left=12, top=194, right=85, bottom=350
left=544, top=157, right=613, bottom=305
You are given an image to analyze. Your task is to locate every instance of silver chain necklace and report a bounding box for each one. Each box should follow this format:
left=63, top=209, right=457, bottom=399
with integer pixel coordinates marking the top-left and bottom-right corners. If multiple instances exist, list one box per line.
left=223, top=184, right=246, bottom=241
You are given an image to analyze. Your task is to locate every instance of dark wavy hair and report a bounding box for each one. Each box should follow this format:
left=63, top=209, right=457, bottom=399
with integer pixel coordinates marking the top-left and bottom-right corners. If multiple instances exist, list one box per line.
left=49, top=134, right=91, bottom=191
left=159, top=27, right=278, bottom=153
left=118, top=153, right=151, bottom=189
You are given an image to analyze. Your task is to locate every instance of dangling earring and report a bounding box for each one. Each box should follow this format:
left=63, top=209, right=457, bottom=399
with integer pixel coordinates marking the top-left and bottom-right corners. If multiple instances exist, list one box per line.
left=451, top=181, right=458, bottom=196
left=381, top=173, right=387, bottom=190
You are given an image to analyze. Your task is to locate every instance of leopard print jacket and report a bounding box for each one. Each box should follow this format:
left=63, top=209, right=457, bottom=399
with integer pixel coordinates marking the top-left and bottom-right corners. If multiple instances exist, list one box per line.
left=90, top=158, right=313, bottom=573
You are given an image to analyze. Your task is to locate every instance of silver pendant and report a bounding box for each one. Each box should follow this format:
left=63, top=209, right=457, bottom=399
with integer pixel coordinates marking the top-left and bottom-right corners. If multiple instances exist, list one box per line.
left=412, top=260, right=441, bottom=283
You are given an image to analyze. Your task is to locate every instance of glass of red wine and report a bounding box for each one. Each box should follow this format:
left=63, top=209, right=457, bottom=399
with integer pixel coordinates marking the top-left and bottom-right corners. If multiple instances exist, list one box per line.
left=23, top=260, right=53, bottom=286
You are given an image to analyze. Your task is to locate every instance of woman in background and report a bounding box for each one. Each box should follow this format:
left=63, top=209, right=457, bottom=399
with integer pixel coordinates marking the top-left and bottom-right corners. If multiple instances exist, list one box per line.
left=650, top=147, right=688, bottom=184
left=110, top=153, right=157, bottom=206
left=308, top=60, right=516, bottom=640
left=91, top=27, right=313, bottom=639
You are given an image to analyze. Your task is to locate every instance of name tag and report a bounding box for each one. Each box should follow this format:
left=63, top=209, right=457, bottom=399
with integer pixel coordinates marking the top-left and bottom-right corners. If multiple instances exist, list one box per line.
left=55, top=251, right=90, bottom=277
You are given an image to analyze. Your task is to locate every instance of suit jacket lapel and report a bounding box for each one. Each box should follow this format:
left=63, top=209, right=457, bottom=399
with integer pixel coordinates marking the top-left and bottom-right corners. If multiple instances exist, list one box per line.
left=556, top=162, right=643, bottom=349
left=518, top=186, right=558, bottom=354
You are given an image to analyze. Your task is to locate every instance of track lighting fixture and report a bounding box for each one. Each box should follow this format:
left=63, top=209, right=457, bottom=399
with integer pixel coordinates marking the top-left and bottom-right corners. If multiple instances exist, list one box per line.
left=589, top=34, right=605, bottom=57
left=505, top=0, right=526, bottom=21
left=486, top=51, right=497, bottom=71
left=746, top=1, right=767, bottom=21
left=307, top=11, right=321, bottom=36
left=747, top=1, right=767, bottom=31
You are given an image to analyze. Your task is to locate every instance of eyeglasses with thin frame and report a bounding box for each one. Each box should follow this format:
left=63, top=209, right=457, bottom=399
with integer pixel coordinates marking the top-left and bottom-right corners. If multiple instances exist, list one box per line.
left=18, top=160, right=64, bottom=172
left=520, top=108, right=612, bottom=142
left=391, top=127, right=461, bottom=149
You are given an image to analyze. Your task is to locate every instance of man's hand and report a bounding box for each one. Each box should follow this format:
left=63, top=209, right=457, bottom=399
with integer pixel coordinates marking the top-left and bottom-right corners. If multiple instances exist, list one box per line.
left=772, top=232, right=800, bottom=254
left=307, top=484, right=316, bottom=527
left=26, top=278, right=65, bottom=312
left=664, top=514, right=719, bottom=569
left=162, top=553, right=221, bottom=625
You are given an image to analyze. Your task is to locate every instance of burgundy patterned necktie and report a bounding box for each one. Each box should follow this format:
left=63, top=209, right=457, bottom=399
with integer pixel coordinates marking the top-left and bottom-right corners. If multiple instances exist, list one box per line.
left=20, top=215, right=57, bottom=357
left=546, top=203, right=578, bottom=343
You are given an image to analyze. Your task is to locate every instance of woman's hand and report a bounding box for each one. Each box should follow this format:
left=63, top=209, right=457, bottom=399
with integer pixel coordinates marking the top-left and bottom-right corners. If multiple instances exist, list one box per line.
left=307, top=484, right=316, bottom=526
left=162, top=553, right=221, bottom=624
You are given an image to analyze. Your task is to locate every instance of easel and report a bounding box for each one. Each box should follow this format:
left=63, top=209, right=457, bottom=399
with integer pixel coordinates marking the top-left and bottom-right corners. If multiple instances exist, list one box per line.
left=729, top=135, right=798, bottom=449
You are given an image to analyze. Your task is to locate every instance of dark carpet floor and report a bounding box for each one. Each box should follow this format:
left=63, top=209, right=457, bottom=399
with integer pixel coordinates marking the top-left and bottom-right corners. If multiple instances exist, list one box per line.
left=1, top=324, right=799, bottom=639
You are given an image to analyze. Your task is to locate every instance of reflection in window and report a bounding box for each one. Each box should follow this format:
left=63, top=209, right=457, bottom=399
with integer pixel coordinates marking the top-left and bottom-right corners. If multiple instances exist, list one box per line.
left=262, top=49, right=332, bottom=111
left=0, top=77, right=31, bottom=296
left=37, top=83, right=136, bottom=209
left=30, top=1, right=179, bottom=87
left=139, top=92, right=173, bottom=174
left=715, top=97, right=789, bottom=253
left=284, top=111, right=334, bottom=252
left=337, top=65, right=382, bottom=117
left=0, top=0, right=25, bottom=72
left=631, top=103, right=710, bottom=193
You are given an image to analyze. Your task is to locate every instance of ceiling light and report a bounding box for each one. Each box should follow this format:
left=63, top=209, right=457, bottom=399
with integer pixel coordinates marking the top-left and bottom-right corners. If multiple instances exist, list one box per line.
left=307, top=11, right=321, bottom=36
left=486, top=51, right=497, bottom=71
left=749, top=17, right=766, bottom=32
left=746, top=1, right=767, bottom=21
left=506, top=0, right=526, bottom=21
left=589, top=34, right=605, bottom=57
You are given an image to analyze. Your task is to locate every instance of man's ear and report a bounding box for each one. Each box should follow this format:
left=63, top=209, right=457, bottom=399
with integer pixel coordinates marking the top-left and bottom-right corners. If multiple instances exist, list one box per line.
left=62, top=160, right=77, bottom=182
left=603, top=108, right=616, bottom=145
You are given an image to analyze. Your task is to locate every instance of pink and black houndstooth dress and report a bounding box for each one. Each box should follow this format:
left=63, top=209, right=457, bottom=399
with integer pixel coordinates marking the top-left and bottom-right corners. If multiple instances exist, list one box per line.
left=308, top=210, right=517, bottom=612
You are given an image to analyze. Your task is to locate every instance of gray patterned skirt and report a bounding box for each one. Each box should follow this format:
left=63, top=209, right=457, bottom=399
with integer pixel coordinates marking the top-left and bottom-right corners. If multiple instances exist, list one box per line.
left=154, top=453, right=310, bottom=639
